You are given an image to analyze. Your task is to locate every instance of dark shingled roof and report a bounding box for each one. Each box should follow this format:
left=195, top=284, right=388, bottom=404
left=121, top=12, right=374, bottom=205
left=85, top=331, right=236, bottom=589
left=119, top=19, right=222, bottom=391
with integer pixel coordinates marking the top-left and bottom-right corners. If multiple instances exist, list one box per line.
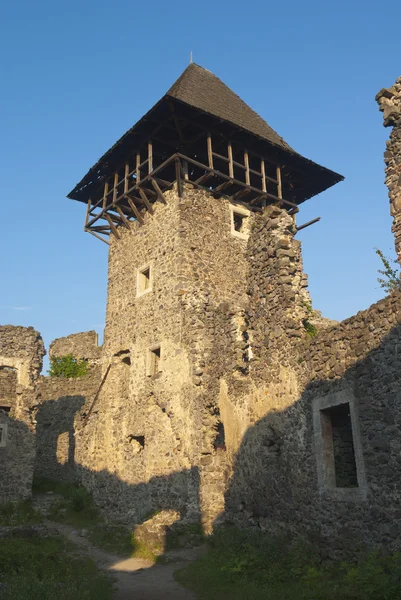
left=68, top=63, right=343, bottom=203
left=166, top=63, right=293, bottom=152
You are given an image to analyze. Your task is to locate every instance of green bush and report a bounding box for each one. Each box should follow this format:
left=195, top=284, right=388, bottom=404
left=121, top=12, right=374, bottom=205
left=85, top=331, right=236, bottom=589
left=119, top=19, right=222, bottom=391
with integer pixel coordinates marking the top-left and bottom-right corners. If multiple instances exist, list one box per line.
left=48, top=354, right=88, bottom=378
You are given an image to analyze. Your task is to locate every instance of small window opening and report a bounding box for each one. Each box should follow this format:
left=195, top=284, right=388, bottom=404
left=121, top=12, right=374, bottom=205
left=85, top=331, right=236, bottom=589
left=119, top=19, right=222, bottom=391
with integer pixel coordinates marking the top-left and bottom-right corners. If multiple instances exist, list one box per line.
left=213, top=421, right=226, bottom=451
left=233, top=212, right=246, bottom=233
left=137, top=264, right=152, bottom=296
left=321, top=403, right=358, bottom=488
left=148, top=346, right=162, bottom=376
left=128, top=434, right=145, bottom=453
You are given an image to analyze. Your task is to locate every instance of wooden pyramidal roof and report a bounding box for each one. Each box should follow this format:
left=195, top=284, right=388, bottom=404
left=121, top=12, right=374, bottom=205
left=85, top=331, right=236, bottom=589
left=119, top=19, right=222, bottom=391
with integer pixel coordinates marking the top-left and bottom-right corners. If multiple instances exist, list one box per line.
left=68, top=63, right=343, bottom=219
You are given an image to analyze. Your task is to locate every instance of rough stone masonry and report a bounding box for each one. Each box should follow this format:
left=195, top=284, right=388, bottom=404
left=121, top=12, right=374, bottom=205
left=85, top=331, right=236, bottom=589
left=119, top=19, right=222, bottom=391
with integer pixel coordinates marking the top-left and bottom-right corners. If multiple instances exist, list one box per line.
left=3, top=76, right=401, bottom=559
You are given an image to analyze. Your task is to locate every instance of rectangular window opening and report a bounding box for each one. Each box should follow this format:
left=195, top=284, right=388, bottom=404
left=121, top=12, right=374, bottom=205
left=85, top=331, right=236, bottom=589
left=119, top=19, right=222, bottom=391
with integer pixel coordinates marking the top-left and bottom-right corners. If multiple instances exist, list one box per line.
left=137, top=264, right=152, bottom=297
left=321, top=402, right=358, bottom=488
left=233, top=212, right=246, bottom=233
left=148, top=346, right=162, bottom=376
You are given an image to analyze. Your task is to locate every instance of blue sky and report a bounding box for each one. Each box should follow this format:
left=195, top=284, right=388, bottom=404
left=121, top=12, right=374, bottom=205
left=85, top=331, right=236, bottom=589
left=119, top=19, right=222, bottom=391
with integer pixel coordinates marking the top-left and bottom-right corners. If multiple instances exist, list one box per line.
left=1, top=0, right=400, bottom=367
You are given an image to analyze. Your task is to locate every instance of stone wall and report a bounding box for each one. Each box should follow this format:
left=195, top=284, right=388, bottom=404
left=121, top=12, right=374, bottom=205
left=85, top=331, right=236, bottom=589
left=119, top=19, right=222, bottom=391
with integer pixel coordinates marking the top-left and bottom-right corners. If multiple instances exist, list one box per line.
left=376, top=77, right=401, bottom=263
left=35, top=368, right=100, bottom=481
left=49, top=330, right=101, bottom=365
left=0, top=326, right=45, bottom=503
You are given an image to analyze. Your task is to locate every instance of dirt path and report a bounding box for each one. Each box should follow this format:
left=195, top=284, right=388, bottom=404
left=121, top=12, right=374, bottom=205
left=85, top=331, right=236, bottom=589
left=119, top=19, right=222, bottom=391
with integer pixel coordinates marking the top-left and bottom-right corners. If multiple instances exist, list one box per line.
left=53, top=522, right=199, bottom=600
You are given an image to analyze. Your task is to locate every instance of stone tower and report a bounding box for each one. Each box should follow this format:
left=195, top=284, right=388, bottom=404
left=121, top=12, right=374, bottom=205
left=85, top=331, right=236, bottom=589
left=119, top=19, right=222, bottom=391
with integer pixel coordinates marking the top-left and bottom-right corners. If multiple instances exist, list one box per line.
left=68, top=64, right=343, bottom=529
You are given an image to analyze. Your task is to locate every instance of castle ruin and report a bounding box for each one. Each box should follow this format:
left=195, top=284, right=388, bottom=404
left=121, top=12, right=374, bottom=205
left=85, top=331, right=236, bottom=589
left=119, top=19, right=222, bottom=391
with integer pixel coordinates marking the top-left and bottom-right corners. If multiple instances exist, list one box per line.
left=2, top=66, right=401, bottom=557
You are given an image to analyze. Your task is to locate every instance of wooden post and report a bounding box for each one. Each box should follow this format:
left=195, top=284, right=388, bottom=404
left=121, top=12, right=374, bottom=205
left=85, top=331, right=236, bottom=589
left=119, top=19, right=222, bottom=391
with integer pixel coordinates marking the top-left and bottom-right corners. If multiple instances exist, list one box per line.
left=113, top=173, right=118, bottom=203
left=207, top=134, right=213, bottom=169
left=124, top=163, right=129, bottom=193
left=103, top=182, right=109, bottom=209
left=148, top=140, right=153, bottom=174
left=105, top=214, right=120, bottom=239
left=136, top=152, right=141, bottom=183
left=276, top=166, right=282, bottom=200
left=85, top=199, right=91, bottom=226
left=175, top=158, right=183, bottom=197
left=126, top=195, right=144, bottom=224
left=228, top=143, right=234, bottom=179
left=261, top=160, right=267, bottom=193
left=183, top=160, right=189, bottom=180
left=244, top=150, right=250, bottom=186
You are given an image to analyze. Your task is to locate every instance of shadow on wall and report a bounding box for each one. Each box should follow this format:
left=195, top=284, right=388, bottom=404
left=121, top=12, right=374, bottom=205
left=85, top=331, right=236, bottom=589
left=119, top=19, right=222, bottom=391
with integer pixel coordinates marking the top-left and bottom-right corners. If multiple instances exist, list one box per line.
left=14, top=318, right=401, bottom=560
left=35, top=396, right=85, bottom=482
left=224, top=319, right=401, bottom=557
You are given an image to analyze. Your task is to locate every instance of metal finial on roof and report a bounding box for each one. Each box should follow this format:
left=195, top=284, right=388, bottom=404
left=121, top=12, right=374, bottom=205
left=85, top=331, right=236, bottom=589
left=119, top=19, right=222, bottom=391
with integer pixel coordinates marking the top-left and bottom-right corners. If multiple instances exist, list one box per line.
left=190, top=51, right=193, bottom=64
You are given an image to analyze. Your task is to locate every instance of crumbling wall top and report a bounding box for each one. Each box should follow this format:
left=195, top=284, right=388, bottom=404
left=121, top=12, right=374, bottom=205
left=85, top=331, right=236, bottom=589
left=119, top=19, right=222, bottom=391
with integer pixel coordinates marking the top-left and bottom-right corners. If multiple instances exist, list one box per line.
left=0, top=325, right=45, bottom=387
left=49, top=330, right=101, bottom=363
left=376, top=77, right=401, bottom=127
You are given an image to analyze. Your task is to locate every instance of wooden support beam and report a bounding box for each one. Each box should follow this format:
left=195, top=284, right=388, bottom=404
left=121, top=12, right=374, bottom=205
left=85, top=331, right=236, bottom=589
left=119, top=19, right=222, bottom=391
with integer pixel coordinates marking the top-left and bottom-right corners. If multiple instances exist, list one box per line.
left=113, top=173, right=118, bottom=203
left=296, top=217, right=321, bottom=232
left=261, top=160, right=267, bottom=193
left=115, top=206, right=131, bottom=229
left=207, top=134, right=213, bottom=169
left=82, top=362, right=113, bottom=426
left=228, top=143, right=234, bottom=179
left=85, top=199, right=91, bottom=226
left=85, top=229, right=111, bottom=245
left=126, top=195, right=144, bottom=224
left=276, top=166, right=282, bottom=200
left=103, top=182, right=109, bottom=209
left=136, top=152, right=141, bottom=183
left=151, top=178, right=167, bottom=204
left=124, top=163, right=129, bottom=193
left=244, top=150, right=250, bottom=186
left=183, top=160, right=189, bottom=180
left=148, top=140, right=153, bottom=173
left=175, top=158, right=183, bottom=198
left=194, top=172, right=214, bottom=185
left=105, top=214, right=120, bottom=239
left=138, top=188, right=154, bottom=214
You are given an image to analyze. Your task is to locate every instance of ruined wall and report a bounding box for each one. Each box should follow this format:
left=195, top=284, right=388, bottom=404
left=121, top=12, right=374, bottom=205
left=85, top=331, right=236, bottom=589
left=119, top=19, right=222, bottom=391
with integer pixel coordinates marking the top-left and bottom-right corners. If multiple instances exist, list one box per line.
left=376, top=77, right=401, bottom=263
left=35, top=368, right=100, bottom=481
left=0, top=326, right=45, bottom=503
left=49, top=330, right=101, bottom=365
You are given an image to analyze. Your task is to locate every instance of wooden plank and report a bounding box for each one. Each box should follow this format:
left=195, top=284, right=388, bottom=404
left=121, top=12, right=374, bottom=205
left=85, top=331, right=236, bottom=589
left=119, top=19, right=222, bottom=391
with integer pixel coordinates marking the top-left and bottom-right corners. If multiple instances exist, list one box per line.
left=136, top=152, right=141, bottom=183
left=85, top=229, right=111, bottom=245
left=207, top=134, right=213, bottom=169
left=126, top=195, right=144, bottom=224
left=244, top=150, right=250, bottom=186
left=105, top=214, right=120, bottom=239
left=148, top=140, right=153, bottom=173
left=151, top=178, right=167, bottom=203
left=261, top=160, right=267, bottom=193
left=124, top=163, right=129, bottom=193
left=228, top=143, right=234, bottom=179
left=138, top=188, right=154, bottom=214
left=183, top=160, right=189, bottom=180
left=276, top=166, right=282, bottom=200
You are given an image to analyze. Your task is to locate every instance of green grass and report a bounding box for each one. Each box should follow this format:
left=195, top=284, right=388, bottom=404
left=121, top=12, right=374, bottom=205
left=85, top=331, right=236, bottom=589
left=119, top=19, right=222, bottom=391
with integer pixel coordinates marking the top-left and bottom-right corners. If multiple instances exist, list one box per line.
left=0, top=500, right=43, bottom=526
left=175, top=526, right=401, bottom=600
left=0, top=536, right=113, bottom=600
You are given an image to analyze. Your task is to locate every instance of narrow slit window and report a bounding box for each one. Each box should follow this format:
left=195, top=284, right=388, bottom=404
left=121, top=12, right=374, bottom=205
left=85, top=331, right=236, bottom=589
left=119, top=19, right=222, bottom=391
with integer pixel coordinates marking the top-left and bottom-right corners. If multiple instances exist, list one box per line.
left=233, top=212, right=246, bottom=233
left=137, top=264, right=152, bottom=297
left=321, top=403, right=358, bottom=488
left=148, top=346, right=162, bottom=376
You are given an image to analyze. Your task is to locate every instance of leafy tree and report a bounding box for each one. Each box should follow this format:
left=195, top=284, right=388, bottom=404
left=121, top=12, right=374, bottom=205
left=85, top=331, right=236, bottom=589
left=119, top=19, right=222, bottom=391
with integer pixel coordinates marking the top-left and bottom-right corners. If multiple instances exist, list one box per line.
left=375, top=248, right=401, bottom=294
left=48, top=354, right=88, bottom=378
